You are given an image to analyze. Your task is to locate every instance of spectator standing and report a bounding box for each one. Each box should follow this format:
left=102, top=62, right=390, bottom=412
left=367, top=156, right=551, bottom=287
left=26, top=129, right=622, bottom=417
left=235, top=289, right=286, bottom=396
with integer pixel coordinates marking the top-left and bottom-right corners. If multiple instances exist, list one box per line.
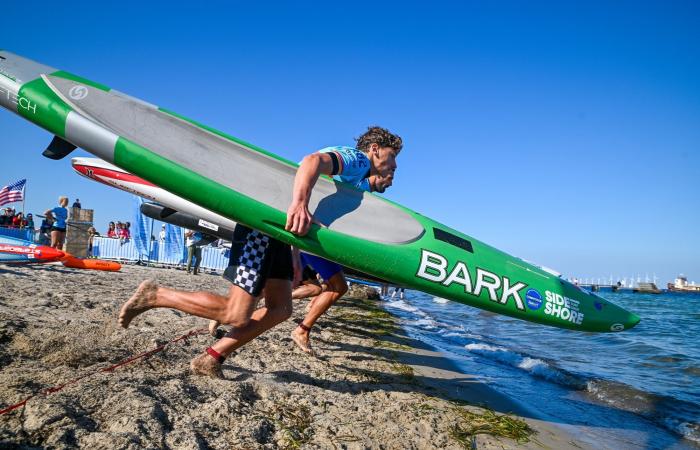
left=185, top=229, right=203, bottom=275
left=38, top=213, right=54, bottom=245
left=120, top=222, right=131, bottom=239
left=106, top=221, right=117, bottom=238
left=0, top=208, right=10, bottom=227
left=72, top=198, right=82, bottom=209
left=11, top=212, right=24, bottom=228
left=25, top=213, right=35, bottom=231
left=87, top=226, right=99, bottom=257
left=44, top=196, right=69, bottom=250
left=158, top=224, right=166, bottom=241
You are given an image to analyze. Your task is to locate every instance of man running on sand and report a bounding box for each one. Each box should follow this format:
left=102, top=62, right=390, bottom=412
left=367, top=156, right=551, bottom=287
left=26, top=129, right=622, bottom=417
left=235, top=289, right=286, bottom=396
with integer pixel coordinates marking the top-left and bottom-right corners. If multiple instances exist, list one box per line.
left=207, top=172, right=393, bottom=337
left=119, top=221, right=295, bottom=378
left=118, top=125, right=400, bottom=377
left=287, top=126, right=402, bottom=354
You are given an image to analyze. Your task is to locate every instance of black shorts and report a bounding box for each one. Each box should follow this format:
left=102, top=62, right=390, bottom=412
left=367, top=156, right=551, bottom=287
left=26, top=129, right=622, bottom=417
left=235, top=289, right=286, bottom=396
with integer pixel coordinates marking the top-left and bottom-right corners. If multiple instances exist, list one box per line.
left=223, top=224, right=293, bottom=297
left=51, top=226, right=66, bottom=232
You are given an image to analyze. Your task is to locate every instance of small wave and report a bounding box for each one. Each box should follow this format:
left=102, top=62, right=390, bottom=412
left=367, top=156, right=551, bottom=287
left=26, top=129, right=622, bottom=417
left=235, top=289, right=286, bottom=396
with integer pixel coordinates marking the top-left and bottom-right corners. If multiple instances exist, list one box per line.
left=442, top=331, right=467, bottom=338
left=411, top=318, right=438, bottom=330
left=464, top=343, right=579, bottom=386
left=676, top=422, right=700, bottom=443
left=586, top=379, right=700, bottom=443
left=385, top=300, right=419, bottom=313
left=433, top=297, right=449, bottom=304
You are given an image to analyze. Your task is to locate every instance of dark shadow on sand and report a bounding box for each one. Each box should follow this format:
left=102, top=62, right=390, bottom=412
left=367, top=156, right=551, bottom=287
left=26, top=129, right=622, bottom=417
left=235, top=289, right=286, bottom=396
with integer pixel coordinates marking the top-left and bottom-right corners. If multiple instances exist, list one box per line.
left=0, top=266, right=30, bottom=276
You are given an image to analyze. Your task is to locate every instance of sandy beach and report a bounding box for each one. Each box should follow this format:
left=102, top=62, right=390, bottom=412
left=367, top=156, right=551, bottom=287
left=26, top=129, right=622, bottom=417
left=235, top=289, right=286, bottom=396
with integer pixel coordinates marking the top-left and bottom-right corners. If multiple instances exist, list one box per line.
left=0, top=264, right=590, bottom=449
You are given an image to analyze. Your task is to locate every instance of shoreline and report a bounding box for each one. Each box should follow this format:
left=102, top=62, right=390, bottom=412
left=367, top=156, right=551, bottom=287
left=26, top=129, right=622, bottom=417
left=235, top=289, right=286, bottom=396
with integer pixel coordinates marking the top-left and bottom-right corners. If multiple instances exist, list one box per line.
left=0, top=264, right=588, bottom=448
left=362, top=290, right=594, bottom=450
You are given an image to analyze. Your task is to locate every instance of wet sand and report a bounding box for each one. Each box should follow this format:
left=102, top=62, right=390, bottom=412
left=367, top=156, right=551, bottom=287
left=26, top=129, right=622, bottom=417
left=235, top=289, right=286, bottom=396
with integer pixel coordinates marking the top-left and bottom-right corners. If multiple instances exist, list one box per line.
left=0, top=264, right=590, bottom=449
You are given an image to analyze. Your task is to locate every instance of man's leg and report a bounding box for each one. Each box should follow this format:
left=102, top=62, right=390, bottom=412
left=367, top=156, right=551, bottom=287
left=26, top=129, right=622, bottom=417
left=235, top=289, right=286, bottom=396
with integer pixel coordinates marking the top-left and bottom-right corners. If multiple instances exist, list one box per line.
left=215, top=280, right=292, bottom=354
left=293, top=266, right=324, bottom=311
left=191, top=279, right=292, bottom=378
left=291, top=271, right=347, bottom=354
left=296, top=281, right=324, bottom=313
left=208, top=277, right=311, bottom=337
left=119, top=281, right=259, bottom=329
left=293, top=281, right=323, bottom=300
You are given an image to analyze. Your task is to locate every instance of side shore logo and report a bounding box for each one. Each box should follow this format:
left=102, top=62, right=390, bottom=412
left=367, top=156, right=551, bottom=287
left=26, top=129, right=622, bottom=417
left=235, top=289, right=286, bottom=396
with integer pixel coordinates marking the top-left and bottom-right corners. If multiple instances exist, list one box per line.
left=544, top=291, right=584, bottom=325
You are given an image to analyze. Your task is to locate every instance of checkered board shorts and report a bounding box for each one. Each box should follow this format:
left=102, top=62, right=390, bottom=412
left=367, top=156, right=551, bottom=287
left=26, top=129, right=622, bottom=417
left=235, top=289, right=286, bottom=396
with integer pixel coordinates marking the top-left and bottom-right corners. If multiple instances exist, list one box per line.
left=223, top=224, right=293, bottom=297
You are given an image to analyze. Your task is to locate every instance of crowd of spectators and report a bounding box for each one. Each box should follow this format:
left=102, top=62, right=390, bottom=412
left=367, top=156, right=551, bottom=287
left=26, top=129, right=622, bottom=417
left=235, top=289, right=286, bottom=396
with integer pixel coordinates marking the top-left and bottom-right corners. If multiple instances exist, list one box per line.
left=105, top=221, right=131, bottom=240
left=0, top=207, right=34, bottom=229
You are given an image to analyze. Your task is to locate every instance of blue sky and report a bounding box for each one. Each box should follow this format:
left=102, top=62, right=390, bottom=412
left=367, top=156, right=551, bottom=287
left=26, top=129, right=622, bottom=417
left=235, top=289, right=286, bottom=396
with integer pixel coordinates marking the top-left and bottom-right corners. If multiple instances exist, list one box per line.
left=1, top=1, right=698, bottom=284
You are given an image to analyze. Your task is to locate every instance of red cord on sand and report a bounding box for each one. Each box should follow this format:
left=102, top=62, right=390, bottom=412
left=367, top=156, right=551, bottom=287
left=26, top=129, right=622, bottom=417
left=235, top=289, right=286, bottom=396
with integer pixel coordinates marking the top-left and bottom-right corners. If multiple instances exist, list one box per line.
left=0, top=328, right=208, bottom=416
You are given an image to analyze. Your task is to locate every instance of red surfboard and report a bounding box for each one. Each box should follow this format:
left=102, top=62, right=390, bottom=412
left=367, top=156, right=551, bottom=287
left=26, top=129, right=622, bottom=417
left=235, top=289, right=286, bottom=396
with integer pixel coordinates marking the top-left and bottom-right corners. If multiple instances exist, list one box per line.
left=0, top=241, right=66, bottom=263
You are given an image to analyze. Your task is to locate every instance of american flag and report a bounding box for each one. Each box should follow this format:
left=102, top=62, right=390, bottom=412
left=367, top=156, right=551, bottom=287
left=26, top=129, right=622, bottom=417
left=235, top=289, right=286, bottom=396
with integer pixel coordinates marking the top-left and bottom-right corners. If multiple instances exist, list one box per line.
left=0, top=179, right=26, bottom=207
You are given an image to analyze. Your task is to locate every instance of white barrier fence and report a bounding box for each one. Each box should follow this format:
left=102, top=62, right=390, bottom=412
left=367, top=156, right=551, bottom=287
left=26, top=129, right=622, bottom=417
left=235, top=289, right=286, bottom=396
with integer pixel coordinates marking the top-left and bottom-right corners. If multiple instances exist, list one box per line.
left=92, top=236, right=230, bottom=272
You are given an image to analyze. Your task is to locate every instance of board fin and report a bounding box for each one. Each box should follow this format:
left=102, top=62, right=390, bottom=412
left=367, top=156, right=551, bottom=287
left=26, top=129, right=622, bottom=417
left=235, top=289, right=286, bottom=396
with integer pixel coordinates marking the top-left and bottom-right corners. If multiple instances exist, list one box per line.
left=42, top=136, right=77, bottom=160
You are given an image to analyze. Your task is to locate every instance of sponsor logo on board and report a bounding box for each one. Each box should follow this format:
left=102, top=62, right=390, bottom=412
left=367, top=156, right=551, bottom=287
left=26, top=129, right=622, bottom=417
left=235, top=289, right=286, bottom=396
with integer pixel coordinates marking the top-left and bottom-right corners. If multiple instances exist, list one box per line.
left=415, top=249, right=528, bottom=311
left=69, top=85, right=88, bottom=100
left=0, top=85, right=36, bottom=114
left=197, top=219, right=219, bottom=232
left=525, top=289, right=543, bottom=310
left=610, top=323, right=624, bottom=332
left=543, top=290, right=585, bottom=325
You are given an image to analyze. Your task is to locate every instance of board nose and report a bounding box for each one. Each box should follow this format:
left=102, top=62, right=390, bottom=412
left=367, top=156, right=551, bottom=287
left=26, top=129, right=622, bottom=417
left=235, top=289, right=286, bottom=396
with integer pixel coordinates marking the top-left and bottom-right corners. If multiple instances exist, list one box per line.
left=0, top=51, right=55, bottom=84
left=627, top=312, right=641, bottom=329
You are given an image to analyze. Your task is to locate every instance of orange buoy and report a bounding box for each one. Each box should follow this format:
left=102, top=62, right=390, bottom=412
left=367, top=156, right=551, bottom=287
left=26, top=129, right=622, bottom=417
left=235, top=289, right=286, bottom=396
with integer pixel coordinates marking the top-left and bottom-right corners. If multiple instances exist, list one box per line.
left=61, top=254, right=121, bottom=271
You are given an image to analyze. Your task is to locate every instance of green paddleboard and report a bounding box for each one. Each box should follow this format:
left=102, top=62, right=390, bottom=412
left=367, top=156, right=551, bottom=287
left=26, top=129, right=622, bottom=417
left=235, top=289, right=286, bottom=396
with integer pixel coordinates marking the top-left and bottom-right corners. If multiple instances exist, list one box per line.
left=0, top=51, right=640, bottom=332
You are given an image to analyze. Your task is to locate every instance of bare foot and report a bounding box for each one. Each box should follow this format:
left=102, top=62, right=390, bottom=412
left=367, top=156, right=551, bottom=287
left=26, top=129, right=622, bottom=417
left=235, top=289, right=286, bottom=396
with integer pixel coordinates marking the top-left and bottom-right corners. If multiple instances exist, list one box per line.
left=208, top=320, right=220, bottom=337
left=118, top=280, right=158, bottom=329
left=190, top=352, right=224, bottom=379
left=291, top=328, right=314, bottom=355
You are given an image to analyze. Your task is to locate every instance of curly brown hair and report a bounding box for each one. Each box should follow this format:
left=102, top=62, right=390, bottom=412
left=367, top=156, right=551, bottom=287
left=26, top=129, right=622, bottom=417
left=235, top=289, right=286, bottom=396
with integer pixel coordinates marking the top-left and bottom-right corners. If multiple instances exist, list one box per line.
left=355, top=126, right=403, bottom=153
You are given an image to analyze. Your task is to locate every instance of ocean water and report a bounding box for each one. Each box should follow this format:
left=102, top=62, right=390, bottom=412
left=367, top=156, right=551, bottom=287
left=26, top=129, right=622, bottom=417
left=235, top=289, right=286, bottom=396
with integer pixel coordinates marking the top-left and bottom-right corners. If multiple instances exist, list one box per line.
left=381, top=290, right=700, bottom=449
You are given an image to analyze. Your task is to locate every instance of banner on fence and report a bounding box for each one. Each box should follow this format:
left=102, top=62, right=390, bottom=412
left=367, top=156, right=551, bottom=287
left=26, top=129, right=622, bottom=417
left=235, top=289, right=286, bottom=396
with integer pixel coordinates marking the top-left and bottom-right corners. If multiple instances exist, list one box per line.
left=132, top=196, right=152, bottom=259
left=164, top=223, right=184, bottom=263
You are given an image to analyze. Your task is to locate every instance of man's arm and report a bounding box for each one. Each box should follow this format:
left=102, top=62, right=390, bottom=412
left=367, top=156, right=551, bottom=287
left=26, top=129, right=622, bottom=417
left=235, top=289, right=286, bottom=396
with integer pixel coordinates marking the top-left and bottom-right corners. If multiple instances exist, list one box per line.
left=286, top=152, right=336, bottom=236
